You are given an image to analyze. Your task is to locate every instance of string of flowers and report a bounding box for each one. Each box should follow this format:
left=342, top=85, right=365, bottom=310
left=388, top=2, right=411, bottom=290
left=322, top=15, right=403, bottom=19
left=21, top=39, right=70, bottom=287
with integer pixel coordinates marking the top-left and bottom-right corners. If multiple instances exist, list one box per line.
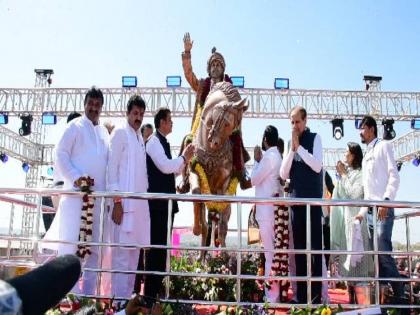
left=76, top=176, right=95, bottom=259
left=190, top=104, right=203, bottom=137
left=192, top=159, right=238, bottom=213
left=270, top=204, right=290, bottom=302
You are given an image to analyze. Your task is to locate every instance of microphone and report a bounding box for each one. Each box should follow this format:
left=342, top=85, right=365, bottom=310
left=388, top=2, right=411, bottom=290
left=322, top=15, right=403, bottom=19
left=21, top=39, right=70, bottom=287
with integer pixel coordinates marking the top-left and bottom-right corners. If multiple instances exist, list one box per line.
left=7, top=255, right=81, bottom=315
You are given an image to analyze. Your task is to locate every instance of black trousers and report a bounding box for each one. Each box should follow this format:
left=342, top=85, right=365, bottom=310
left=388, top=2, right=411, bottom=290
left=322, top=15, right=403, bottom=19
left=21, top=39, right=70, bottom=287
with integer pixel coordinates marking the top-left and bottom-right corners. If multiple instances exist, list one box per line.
left=143, top=208, right=174, bottom=299
left=291, top=205, right=323, bottom=304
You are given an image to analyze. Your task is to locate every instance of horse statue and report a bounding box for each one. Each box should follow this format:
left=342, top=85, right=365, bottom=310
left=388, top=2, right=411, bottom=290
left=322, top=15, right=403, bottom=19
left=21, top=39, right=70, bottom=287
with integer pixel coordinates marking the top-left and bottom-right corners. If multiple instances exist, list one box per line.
left=188, top=81, right=248, bottom=257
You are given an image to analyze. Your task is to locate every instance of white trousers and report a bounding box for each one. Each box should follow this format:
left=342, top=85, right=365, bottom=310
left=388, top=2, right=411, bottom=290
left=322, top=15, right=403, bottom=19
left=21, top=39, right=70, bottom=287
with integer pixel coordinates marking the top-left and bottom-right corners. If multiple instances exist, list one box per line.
left=111, top=225, right=141, bottom=298
left=257, top=219, right=280, bottom=303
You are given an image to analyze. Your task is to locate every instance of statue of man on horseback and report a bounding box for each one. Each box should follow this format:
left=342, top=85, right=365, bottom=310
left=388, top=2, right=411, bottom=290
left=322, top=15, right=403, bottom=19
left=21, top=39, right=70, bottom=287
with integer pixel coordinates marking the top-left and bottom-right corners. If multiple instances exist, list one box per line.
left=179, top=33, right=251, bottom=252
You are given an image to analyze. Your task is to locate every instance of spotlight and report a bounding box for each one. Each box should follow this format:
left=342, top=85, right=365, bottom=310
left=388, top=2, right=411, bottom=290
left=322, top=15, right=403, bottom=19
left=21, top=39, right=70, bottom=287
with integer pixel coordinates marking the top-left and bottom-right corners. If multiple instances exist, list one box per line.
left=411, top=118, right=420, bottom=130
left=331, top=118, right=344, bottom=140
left=231, top=76, right=245, bottom=88
left=42, top=112, right=57, bottom=125
left=166, top=76, right=182, bottom=88
left=22, top=162, right=30, bottom=173
left=122, top=76, right=137, bottom=88
left=413, top=154, right=420, bottom=167
left=382, top=119, right=396, bottom=140
left=19, top=114, right=33, bottom=136
left=0, top=112, right=8, bottom=125
left=355, top=118, right=363, bottom=129
left=0, top=153, right=8, bottom=163
left=47, top=166, right=54, bottom=176
left=396, top=161, right=403, bottom=172
left=274, top=78, right=289, bottom=90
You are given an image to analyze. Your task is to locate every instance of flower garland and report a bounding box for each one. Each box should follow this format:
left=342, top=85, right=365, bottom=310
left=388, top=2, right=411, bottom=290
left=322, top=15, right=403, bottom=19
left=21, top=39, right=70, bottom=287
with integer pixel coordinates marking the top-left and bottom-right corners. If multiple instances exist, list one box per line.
left=76, top=176, right=95, bottom=259
left=190, top=104, right=203, bottom=137
left=192, top=160, right=238, bottom=213
left=270, top=204, right=290, bottom=302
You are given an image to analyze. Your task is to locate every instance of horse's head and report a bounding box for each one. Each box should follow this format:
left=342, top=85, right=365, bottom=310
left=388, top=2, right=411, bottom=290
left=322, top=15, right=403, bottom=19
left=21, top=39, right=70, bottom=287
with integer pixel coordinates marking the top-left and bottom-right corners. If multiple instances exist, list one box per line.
left=201, top=84, right=248, bottom=151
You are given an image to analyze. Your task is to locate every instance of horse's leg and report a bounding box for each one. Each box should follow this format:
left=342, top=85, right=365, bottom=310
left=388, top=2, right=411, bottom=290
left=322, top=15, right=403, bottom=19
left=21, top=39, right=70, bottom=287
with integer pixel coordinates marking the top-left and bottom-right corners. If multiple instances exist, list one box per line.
left=193, top=202, right=202, bottom=236
left=190, top=173, right=202, bottom=236
left=218, top=205, right=231, bottom=248
left=199, top=203, right=208, bottom=262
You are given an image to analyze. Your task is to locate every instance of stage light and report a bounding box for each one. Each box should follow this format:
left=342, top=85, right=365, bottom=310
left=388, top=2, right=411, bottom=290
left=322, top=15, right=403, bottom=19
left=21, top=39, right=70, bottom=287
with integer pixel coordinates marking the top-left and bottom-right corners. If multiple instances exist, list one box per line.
left=42, top=112, right=57, bottom=125
left=396, top=161, right=403, bottom=172
left=0, top=153, right=8, bottom=163
left=47, top=166, right=54, bottom=176
left=331, top=118, right=344, bottom=140
left=274, top=78, right=289, bottom=90
left=231, top=76, right=245, bottom=88
left=413, top=154, right=420, bottom=167
left=166, top=76, right=181, bottom=88
left=411, top=118, right=420, bottom=130
left=355, top=118, right=363, bottom=129
left=0, top=112, right=8, bottom=125
left=22, top=162, right=30, bottom=173
left=382, top=119, right=396, bottom=140
left=122, top=76, right=137, bottom=88
left=19, top=114, right=33, bottom=136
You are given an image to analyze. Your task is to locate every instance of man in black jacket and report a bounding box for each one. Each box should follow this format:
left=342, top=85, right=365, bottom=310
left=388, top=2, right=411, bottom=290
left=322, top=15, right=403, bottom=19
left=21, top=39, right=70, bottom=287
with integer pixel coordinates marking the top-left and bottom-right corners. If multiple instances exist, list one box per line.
left=143, top=107, right=194, bottom=299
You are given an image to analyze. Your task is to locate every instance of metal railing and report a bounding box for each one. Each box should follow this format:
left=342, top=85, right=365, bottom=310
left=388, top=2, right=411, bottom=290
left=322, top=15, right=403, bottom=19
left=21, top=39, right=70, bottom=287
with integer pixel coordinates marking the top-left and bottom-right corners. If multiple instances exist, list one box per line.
left=0, top=187, right=419, bottom=311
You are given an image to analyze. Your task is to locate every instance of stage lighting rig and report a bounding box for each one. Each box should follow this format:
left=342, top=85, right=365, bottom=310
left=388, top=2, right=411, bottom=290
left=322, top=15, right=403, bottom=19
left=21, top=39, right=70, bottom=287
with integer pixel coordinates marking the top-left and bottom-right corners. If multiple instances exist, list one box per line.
left=331, top=118, right=344, bottom=140
left=19, top=114, right=33, bottom=136
left=382, top=119, right=396, bottom=140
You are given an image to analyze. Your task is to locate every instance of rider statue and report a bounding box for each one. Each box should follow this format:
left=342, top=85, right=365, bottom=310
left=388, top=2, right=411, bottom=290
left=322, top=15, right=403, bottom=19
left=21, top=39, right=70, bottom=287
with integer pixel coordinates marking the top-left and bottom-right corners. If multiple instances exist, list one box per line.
left=180, top=32, right=250, bottom=191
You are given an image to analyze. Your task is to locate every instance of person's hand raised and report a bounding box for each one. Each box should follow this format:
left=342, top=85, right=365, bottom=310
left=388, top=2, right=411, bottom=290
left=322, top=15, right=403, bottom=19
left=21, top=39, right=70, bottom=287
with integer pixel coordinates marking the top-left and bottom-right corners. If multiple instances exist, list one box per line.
left=183, top=32, right=193, bottom=53
left=254, top=145, right=262, bottom=162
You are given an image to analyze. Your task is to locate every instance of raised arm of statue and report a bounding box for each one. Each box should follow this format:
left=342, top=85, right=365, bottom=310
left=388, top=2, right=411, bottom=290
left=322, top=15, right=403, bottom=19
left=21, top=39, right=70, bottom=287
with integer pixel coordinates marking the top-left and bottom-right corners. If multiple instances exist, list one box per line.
left=182, top=32, right=200, bottom=92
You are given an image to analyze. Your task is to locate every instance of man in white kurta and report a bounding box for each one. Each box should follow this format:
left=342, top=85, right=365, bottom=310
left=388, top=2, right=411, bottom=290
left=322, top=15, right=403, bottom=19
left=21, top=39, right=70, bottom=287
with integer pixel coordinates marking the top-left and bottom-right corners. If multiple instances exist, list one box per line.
left=250, top=125, right=282, bottom=303
left=42, top=87, right=109, bottom=296
left=107, top=95, right=150, bottom=298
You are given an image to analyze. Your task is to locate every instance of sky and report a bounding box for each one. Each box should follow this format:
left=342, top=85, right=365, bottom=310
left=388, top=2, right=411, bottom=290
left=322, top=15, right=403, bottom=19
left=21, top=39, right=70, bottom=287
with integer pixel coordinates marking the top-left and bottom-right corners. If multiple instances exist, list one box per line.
left=0, top=0, right=420, bottom=243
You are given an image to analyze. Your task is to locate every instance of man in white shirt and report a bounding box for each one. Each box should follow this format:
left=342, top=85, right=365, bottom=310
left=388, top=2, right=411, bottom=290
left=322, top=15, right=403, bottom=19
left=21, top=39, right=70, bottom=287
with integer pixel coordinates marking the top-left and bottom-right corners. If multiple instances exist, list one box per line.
left=107, top=95, right=150, bottom=298
left=144, top=107, right=195, bottom=299
left=279, top=106, right=324, bottom=304
left=251, top=125, right=283, bottom=303
left=42, top=87, right=109, bottom=295
left=358, top=115, right=403, bottom=301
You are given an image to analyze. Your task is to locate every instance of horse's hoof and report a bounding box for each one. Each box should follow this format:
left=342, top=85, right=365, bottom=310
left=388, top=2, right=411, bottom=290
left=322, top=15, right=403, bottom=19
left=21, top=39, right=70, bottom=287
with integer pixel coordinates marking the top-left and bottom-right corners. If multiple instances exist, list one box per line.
left=193, top=225, right=201, bottom=236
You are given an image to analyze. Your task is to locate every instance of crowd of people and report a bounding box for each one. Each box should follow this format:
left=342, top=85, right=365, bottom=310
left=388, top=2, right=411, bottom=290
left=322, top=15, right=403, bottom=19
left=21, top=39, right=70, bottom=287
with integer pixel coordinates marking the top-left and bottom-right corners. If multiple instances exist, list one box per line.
left=250, top=107, right=408, bottom=306
left=34, top=33, right=412, bottom=311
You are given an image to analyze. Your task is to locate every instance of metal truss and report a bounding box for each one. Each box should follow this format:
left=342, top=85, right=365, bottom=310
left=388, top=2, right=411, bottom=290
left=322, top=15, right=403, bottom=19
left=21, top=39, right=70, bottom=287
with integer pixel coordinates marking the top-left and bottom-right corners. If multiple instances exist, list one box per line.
left=1, top=87, right=420, bottom=120
left=391, top=130, right=420, bottom=162
left=2, top=131, right=418, bottom=171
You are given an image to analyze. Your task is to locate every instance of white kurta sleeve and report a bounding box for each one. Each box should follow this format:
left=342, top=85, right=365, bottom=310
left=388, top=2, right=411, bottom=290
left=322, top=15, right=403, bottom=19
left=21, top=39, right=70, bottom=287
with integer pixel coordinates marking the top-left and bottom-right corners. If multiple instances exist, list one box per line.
left=279, top=149, right=294, bottom=180
left=296, top=133, right=323, bottom=173
left=55, top=124, right=83, bottom=186
left=146, top=136, right=184, bottom=174
left=107, top=128, right=126, bottom=191
left=251, top=154, right=273, bottom=186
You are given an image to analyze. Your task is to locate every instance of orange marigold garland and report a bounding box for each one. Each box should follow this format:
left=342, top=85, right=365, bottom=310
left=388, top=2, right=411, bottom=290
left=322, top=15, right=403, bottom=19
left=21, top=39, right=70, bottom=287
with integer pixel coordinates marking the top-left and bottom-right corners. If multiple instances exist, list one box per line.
left=76, top=176, right=95, bottom=259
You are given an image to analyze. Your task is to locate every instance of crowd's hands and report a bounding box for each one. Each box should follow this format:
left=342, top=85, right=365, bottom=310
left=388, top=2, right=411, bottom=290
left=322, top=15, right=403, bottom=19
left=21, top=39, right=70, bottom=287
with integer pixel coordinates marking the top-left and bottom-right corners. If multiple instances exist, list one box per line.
left=112, top=202, right=123, bottom=225
left=254, top=145, right=262, bottom=163
left=182, top=143, right=195, bottom=163
left=335, top=160, right=347, bottom=177
left=291, top=129, right=300, bottom=152
left=183, top=32, right=193, bottom=53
